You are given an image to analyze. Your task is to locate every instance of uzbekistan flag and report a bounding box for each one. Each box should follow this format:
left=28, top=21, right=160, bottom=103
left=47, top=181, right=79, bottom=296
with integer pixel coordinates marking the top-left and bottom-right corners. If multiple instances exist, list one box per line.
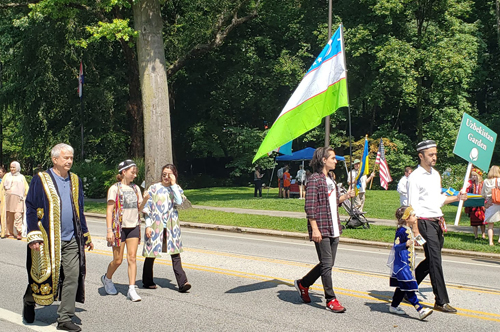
left=253, top=25, right=348, bottom=162
left=355, top=136, right=370, bottom=191
left=78, top=62, right=84, bottom=98
left=375, top=138, right=392, bottom=190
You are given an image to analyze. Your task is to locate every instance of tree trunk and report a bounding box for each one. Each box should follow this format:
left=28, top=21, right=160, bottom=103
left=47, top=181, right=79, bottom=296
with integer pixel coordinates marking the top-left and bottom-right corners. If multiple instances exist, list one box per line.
left=133, top=0, right=172, bottom=187
left=119, top=39, right=144, bottom=159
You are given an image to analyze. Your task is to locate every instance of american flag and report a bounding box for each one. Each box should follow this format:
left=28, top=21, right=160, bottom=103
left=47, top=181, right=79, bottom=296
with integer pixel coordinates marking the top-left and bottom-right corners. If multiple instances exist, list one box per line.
left=375, top=138, right=392, bottom=190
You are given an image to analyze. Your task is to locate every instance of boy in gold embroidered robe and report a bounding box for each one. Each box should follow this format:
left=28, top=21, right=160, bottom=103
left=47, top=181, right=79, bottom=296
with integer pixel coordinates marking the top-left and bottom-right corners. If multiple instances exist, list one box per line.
left=22, top=143, right=92, bottom=331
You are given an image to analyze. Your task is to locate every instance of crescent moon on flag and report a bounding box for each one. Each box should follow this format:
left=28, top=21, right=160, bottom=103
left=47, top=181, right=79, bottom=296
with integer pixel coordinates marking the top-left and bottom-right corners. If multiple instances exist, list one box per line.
left=324, top=40, right=333, bottom=57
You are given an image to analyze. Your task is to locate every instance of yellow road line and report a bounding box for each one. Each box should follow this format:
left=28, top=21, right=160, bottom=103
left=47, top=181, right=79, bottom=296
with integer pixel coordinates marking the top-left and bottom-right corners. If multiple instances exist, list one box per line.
left=91, top=244, right=500, bottom=296
left=183, top=247, right=500, bottom=296
left=89, top=248, right=500, bottom=322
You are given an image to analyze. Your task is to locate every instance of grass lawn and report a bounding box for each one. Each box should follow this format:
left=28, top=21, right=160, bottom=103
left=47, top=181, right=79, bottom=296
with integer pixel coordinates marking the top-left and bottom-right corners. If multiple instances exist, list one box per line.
left=85, top=201, right=107, bottom=214
left=83, top=187, right=500, bottom=254
left=183, top=186, right=471, bottom=225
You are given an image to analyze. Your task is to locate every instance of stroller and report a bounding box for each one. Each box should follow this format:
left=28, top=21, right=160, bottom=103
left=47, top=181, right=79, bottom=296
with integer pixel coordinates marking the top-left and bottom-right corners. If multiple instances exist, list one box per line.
left=337, top=183, right=370, bottom=229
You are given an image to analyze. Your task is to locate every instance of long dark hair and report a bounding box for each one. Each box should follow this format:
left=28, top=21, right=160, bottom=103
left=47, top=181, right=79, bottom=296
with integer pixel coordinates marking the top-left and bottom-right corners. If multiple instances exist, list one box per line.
left=309, top=147, right=334, bottom=173
left=161, top=164, right=178, bottom=182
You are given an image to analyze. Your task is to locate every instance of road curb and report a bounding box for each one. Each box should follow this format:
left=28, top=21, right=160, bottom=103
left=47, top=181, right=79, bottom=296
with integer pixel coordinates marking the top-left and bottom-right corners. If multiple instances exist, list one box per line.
left=85, top=212, right=500, bottom=260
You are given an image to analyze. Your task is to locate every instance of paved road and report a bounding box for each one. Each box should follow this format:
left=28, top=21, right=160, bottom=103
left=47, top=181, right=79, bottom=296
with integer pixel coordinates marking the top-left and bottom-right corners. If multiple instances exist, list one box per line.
left=1, top=217, right=499, bottom=331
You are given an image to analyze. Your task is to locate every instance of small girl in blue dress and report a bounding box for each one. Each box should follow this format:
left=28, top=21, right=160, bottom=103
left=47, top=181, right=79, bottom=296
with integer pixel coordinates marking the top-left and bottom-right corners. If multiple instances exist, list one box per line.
left=387, top=206, right=433, bottom=320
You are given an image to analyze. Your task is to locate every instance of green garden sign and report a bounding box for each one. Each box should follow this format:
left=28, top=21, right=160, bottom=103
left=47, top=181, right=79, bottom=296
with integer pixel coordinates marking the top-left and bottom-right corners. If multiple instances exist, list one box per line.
left=453, top=113, right=497, bottom=172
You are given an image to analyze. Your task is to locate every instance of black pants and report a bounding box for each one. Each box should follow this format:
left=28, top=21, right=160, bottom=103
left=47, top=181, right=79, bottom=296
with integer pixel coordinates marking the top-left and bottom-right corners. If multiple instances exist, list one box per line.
left=415, top=219, right=449, bottom=305
left=254, top=179, right=262, bottom=197
left=300, top=237, right=339, bottom=303
left=142, top=254, right=188, bottom=288
left=391, top=288, right=421, bottom=310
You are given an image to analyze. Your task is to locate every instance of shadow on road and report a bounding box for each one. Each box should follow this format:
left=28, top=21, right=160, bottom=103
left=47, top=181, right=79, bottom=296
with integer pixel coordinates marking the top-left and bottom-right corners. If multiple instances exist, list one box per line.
left=225, top=279, right=288, bottom=294
left=149, top=277, right=177, bottom=291
left=33, top=305, right=85, bottom=325
left=277, top=289, right=324, bottom=309
left=366, top=290, right=430, bottom=321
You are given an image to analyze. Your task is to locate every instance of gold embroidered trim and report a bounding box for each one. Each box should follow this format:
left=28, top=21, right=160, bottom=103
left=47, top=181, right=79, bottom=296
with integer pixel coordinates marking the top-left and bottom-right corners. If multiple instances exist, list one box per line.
left=83, top=232, right=92, bottom=245
left=30, top=222, right=51, bottom=284
left=31, top=283, right=39, bottom=294
left=39, top=172, right=61, bottom=300
left=32, top=293, right=54, bottom=306
left=27, top=231, right=43, bottom=243
left=37, top=208, right=44, bottom=220
left=405, top=226, right=416, bottom=273
left=70, top=173, right=80, bottom=220
left=40, top=283, right=52, bottom=295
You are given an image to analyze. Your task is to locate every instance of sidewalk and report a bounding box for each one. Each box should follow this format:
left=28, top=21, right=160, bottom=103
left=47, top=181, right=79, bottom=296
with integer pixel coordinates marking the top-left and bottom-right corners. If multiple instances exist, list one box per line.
left=85, top=206, right=500, bottom=260
left=192, top=205, right=474, bottom=233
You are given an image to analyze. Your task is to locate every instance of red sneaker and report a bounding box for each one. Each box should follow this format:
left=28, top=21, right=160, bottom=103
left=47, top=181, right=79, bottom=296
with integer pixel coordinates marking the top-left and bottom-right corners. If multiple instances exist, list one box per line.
left=326, top=299, right=346, bottom=313
left=294, top=279, right=311, bottom=303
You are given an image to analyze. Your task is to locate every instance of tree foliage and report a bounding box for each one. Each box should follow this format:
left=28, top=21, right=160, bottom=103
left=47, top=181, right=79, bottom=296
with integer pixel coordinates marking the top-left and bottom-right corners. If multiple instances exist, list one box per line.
left=0, top=0, right=499, bottom=190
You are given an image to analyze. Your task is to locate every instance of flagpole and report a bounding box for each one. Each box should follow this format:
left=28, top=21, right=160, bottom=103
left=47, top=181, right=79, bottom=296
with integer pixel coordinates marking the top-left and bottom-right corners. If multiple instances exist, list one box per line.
left=324, top=0, right=333, bottom=147
left=79, top=61, right=84, bottom=160
left=80, top=94, right=84, bottom=160
left=339, top=23, right=354, bottom=205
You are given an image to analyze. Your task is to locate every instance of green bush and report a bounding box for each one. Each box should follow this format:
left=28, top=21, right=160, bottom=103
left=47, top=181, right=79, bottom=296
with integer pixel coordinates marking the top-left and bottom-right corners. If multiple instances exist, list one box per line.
left=71, top=162, right=115, bottom=198
left=72, top=159, right=145, bottom=198
left=441, top=163, right=468, bottom=190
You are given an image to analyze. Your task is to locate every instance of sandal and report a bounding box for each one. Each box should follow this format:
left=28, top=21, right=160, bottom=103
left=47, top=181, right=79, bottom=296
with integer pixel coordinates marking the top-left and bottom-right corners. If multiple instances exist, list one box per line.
left=143, top=284, right=157, bottom=289
left=17, top=234, right=22, bottom=240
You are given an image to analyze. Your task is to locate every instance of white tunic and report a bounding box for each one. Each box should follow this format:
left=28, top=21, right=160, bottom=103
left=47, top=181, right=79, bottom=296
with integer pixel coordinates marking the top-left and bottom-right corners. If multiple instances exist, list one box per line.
left=407, top=165, right=446, bottom=218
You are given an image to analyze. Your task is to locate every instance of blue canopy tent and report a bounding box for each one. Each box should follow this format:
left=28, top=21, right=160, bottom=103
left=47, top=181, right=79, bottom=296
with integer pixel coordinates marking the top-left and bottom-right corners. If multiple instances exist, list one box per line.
left=276, top=147, right=345, bottom=162
left=268, top=148, right=347, bottom=196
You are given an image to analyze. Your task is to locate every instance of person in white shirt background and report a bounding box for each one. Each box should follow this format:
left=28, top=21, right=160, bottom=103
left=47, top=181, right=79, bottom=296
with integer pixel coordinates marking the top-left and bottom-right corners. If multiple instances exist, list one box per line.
left=296, top=165, right=306, bottom=199
left=397, top=166, right=413, bottom=206
left=407, top=140, right=467, bottom=314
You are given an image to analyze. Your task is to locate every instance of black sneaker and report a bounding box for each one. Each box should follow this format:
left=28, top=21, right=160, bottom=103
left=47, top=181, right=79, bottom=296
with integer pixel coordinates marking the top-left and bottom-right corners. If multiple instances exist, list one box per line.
left=22, top=303, right=35, bottom=323
left=57, top=321, right=81, bottom=331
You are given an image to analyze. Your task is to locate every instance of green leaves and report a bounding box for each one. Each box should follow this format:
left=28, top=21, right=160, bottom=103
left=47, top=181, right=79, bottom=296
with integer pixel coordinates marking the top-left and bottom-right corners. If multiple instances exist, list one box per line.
left=78, top=19, right=138, bottom=48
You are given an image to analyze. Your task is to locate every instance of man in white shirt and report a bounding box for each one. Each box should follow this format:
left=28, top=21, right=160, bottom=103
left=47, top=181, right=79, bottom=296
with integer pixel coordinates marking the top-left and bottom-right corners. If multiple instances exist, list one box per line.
left=407, top=140, right=467, bottom=314
left=397, top=166, right=413, bottom=205
left=348, top=159, right=374, bottom=212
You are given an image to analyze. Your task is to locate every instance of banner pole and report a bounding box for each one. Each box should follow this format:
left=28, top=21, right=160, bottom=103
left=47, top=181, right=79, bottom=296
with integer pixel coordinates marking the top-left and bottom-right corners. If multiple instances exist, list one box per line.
left=454, top=162, right=473, bottom=226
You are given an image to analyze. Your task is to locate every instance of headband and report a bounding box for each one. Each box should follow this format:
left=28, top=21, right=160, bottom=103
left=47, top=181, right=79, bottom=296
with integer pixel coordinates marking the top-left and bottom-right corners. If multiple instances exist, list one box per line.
left=402, top=206, right=415, bottom=220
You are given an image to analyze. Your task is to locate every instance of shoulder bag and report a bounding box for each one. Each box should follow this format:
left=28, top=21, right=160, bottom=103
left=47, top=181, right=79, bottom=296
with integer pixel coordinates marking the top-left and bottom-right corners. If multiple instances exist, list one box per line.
left=491, top=179, right=500, bottom=204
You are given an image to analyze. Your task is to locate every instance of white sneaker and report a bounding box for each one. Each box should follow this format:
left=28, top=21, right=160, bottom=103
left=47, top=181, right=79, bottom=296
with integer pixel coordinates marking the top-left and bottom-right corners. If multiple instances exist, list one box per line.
left=101, top=275, right=118, bottom=295
left=419, top=308, right=433, bottom=320
left=389, top=306, right=406, bottom=315
left=127, top=287, right=141, bottom=302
